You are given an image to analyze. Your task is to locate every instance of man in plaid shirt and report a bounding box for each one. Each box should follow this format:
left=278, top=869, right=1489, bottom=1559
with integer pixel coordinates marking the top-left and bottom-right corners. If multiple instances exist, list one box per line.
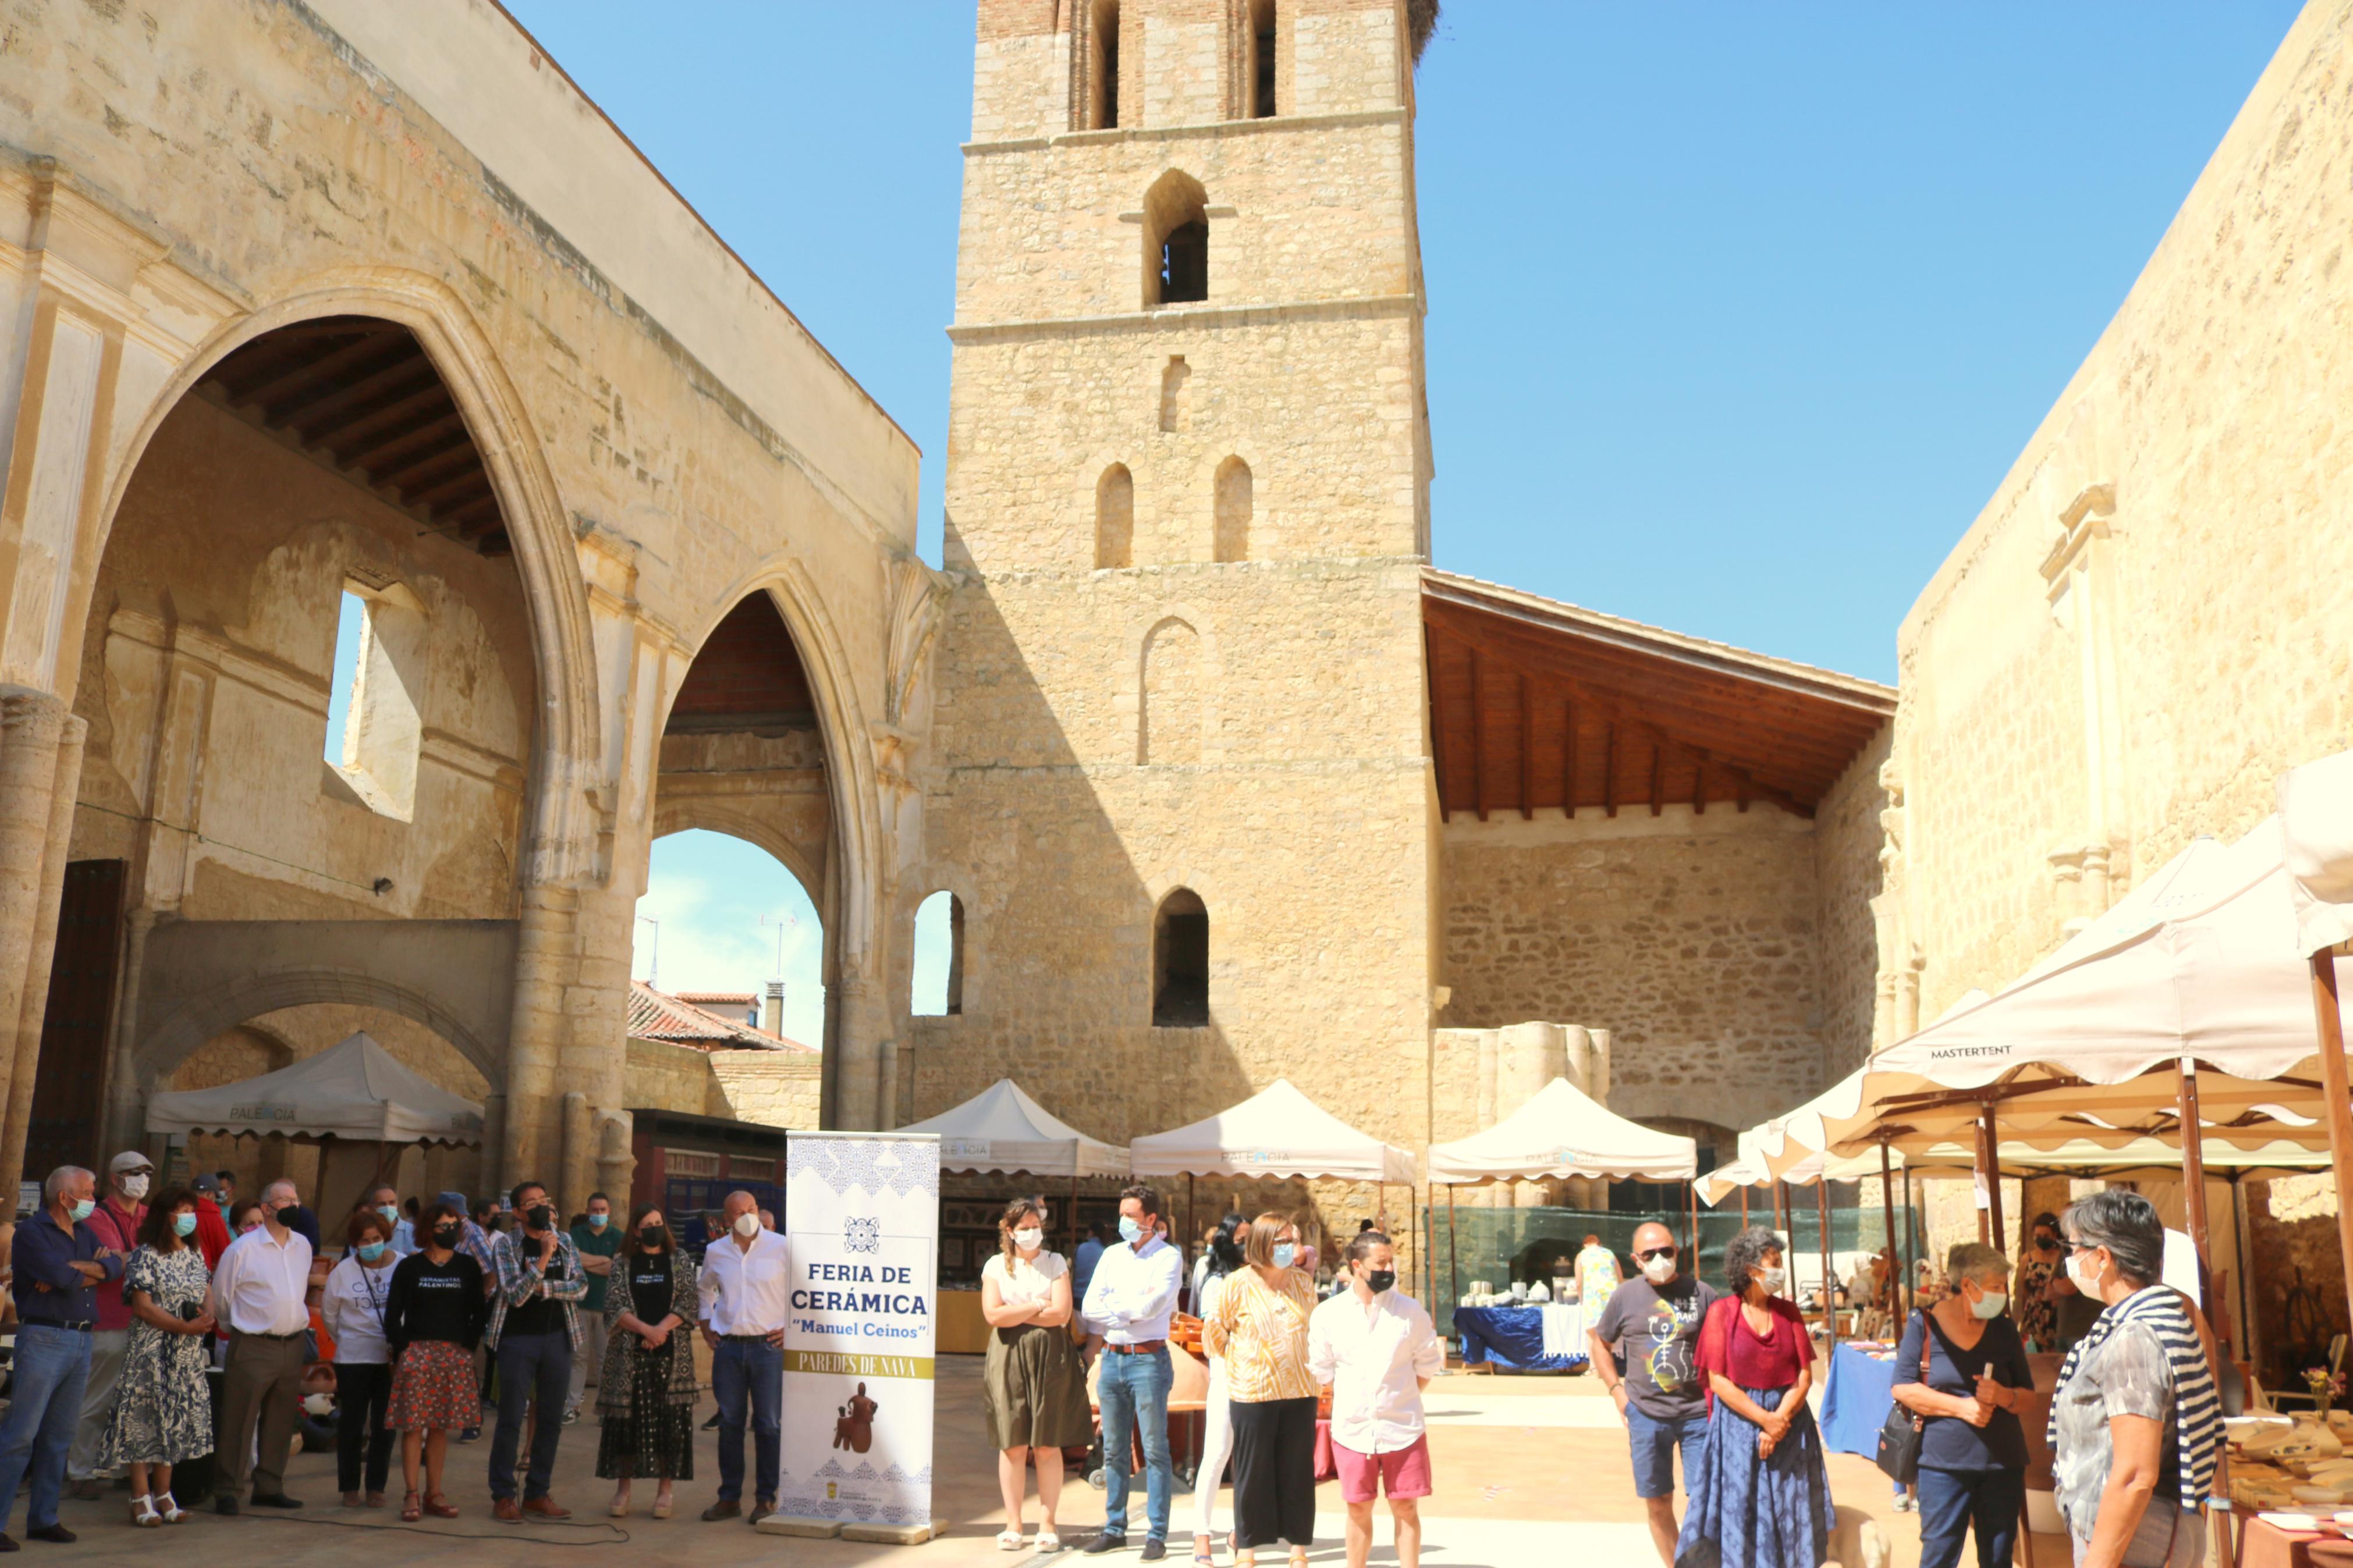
left=484, top=1179, right=585, bottom=1523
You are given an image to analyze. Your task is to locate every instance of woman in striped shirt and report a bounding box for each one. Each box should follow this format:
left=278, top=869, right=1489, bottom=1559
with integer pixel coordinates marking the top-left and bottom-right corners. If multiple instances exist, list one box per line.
left=1204, top=1212, right=1320, bottom=1568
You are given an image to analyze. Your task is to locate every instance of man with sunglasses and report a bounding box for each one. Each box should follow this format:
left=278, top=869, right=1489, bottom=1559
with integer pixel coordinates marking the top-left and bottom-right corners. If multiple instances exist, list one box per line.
left=1590, top=1224, right=1720, bottom=1566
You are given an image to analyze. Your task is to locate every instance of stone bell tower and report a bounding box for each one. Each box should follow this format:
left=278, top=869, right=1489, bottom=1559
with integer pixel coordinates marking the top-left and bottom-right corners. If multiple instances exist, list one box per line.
left=913, top=0, right=1441, bottom=1158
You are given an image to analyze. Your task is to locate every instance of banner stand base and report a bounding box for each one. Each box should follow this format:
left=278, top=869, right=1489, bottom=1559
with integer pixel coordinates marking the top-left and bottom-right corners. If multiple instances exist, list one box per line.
left=841, top=1522, right=936, bottom=1545
left=757, top=1516, right=843, bottom=1538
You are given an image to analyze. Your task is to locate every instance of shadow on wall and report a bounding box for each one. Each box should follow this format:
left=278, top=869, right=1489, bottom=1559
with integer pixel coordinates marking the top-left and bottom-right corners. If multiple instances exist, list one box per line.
left=898, top=578, right=1257, bottom=1149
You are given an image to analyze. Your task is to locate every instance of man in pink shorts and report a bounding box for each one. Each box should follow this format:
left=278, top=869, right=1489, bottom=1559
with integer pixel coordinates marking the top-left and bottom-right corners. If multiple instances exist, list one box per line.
left=1308, top=1231, right=1444, bottom=1568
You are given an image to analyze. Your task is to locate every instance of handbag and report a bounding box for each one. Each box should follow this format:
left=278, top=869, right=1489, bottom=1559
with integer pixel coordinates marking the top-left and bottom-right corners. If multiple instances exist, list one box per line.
left=1873, top=1310, right=1934, bottom=1484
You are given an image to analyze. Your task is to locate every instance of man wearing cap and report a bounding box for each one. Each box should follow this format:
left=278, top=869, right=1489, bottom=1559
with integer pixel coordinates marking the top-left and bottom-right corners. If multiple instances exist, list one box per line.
left=188, top=1174, right=232, bottom=1268
left=65, top=1152, right=148, bottom=1499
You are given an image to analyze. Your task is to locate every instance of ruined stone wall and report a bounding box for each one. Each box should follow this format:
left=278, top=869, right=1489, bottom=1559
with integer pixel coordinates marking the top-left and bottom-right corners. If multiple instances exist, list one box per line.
left=66, top=398, right=533, bottom=925
left=625, top=1036, right=819, bottom=1132
left=1811, top=726, right=1891, bottom=1075
left=1893, top=2, right=2353, bottom=1016
left=1437, top=807, right=1828, bottom=1137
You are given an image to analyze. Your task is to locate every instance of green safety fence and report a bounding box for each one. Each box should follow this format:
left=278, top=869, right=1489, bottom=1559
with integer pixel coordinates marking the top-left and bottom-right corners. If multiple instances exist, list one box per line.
left=1417, top=1203, right=1929, bottom=1339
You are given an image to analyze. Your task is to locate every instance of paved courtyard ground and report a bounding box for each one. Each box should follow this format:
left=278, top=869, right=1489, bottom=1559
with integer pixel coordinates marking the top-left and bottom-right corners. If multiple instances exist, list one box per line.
left=12, top=1357, right=2076, bottom=1566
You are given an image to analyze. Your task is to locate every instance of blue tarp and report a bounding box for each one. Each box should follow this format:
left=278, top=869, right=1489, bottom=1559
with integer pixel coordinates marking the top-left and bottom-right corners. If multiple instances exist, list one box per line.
left=1453, top=1305, right=1587, bottom=1374
left=1819, top=1340, right=1898, bottom=1457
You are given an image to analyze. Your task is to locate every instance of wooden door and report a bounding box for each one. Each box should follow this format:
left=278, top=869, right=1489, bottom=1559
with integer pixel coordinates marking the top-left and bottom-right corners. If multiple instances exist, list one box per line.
left=26, top=859, right=126, bottom=1181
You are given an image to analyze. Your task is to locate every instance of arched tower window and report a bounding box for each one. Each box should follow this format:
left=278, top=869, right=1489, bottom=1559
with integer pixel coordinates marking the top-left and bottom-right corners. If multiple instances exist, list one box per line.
left=1144, top=170, right=1209, bottom=307
left=1088, top=0, right=1122, bottom=130
left=912, top=890, right=964, bottom=1016
left=1095, top=464, right=1134, bottom=568
left=1213, top=457, right=1252, bottom=563
left=1152, top=888, right=1209, bottom=1027
left=1247, top=0, right=1278, bottom=118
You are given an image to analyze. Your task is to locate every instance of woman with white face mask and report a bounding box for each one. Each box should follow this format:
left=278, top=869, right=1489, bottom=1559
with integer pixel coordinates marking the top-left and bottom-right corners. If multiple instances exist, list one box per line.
left=979, top=1196, right=1087, bottom=1552
left=1890, top=1243, right=2034, bottom=1568
left=1676, top=1225, right=1832, bottom=1568
left=2046, top=1192, right=2219, bottom=1568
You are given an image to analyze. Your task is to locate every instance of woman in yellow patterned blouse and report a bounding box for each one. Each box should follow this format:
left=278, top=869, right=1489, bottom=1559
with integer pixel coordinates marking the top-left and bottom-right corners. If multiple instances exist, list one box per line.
left=1204, top=1212, right=1320, bottom=1568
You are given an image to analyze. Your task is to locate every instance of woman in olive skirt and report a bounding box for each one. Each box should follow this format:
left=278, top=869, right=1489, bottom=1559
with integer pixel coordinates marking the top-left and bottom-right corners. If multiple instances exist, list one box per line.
left=981, top=1195, right=1092, bottom=1551
left=597, top=1204, right=700, bottom=1518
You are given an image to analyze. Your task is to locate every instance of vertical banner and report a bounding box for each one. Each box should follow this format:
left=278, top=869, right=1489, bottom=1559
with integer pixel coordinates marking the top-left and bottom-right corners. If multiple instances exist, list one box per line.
left=781, top=1130, right=939, bottom=1534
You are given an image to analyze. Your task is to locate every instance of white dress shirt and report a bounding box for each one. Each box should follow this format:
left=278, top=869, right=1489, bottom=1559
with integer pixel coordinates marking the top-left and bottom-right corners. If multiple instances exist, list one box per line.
left=1080, top=1233, right=1183, bottom=1346
left=1307, top=1287, right=1443, bottom=1455
left=321, top=1254, right=396, bottom=1364
left=210, top=1224, right=314, bottom=1335
left=698, top=1227, right=791, bottom=1335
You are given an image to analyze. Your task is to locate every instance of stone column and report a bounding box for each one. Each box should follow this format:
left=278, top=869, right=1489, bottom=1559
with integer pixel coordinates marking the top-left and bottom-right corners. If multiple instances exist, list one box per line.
left=832, top=968, right=887, bottom=1131
left=0, top=690, right=68, bottom=1192
left=594, top=1110, right=635, bottom=1211
left=0, top=706, right=82, bottom=1200
left=559, top=1089, right=592, bottom=1217
left=500, top=881, right=577, bottom=1193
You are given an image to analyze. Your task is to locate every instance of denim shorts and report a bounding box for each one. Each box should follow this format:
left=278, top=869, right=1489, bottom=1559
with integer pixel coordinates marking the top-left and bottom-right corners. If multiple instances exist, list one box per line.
left=1624, top=1403, right=1708, bottom=1499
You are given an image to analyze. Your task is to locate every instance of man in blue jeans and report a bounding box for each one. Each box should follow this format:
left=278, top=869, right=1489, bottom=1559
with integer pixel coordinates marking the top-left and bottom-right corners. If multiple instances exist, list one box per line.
left=0, top=1167, right=123, bottom=1547
left=698, top=1189, right=787, bottom=1525
left=1080, top=1185, right=1184, bottom=1561
left=1590, top=1222, right=1719, bottom=1566
left=485, top=1179, right=585, bottom=1523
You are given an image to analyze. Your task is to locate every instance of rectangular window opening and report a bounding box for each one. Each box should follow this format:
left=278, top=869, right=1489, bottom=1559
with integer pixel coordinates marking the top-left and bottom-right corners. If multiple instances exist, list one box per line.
left=325, top=589, right=367, bottom=766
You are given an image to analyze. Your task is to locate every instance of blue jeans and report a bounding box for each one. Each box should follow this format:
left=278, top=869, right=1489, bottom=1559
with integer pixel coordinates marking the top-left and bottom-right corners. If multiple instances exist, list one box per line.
left=1096, top=1346, right=1172, bottom=1540
left=711, top=1337, right=782, bottom=1503
left=1624, top=1403, right=1708, bottom=1499
left=488, top=1330, right=571, bottom=1501
left=0, top=1324, right=93, bottom=1531
left=1917, top=1464, right=2024, bottom=1568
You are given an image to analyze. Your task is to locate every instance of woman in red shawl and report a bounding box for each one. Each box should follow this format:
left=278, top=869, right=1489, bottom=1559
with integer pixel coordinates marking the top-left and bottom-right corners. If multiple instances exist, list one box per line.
left=1673, top=1225, right=1832, bottom=1568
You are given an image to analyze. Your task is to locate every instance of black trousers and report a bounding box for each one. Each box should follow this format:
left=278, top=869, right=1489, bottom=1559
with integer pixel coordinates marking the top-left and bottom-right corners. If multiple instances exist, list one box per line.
left=334, top=1361, right=396, bottom=1495
left=1227, top=1396, right=1317, bottom=1549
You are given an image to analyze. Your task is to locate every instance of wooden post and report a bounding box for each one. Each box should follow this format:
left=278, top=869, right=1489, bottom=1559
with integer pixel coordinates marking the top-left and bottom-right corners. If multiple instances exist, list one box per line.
left=1739, top=1182, right=1751, bottom=1228
left=1879, top=1139, right=1899, bottom=1328
left=1816, top=1176, right=1837, bottom=1345
left=2176, top=1055, right=2237, bottom=1568
left=1772, top=1181, right=1791, bottom=1299
left=1983, top=1102, right=2006, bottom=1256
left=2309, top=951, right=2353, bottom=1320
left=1446, top=1182, right=1460, bottom=1309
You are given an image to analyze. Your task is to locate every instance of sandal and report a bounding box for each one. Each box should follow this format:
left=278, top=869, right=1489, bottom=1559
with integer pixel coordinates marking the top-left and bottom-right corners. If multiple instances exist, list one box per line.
left=129, top=1494, right=162, bottom=1528
left=1193, top=1549, right=1215, bottom=1565
left=156, top=1492, right=190, bottom=1525
left=610, top=1490, right=631, bottom=1518
left=1037, top=1531, right=1064, bottom=1553
left=998, top=1528, right=1028, bottom=1551
left=652, top=1493, right=674, bottom=1520
left=401, top=1492, right=423, bottom=1522
left=424, top=1492, right=459, bottom=1519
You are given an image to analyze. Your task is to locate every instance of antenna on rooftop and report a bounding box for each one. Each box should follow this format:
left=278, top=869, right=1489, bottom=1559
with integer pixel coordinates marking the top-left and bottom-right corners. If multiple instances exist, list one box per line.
left=636, top=914, right=661, bottom=991
left=760, top=912, right=798, bottom=980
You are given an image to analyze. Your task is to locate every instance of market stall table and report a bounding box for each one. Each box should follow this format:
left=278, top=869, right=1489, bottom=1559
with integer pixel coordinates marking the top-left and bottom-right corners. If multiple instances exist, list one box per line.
left=1819, top=1341, right=1898, bottom=1457
left=2235, top=1505, right=2336, bottom=1568
left=1453, top=1304, right=1588, bottom=1374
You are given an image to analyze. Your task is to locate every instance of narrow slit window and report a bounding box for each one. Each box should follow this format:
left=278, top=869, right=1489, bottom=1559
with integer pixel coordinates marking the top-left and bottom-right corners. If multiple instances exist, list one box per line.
left=1251, top=1, right=1277, bottom=118
left=1091, top=1, right=1121, bottom=129
left=1161, top=221, right=1208, bottom=304
left=324, top=589, right=366, bottom=765
left=911, top=890, right=964, bottom=1016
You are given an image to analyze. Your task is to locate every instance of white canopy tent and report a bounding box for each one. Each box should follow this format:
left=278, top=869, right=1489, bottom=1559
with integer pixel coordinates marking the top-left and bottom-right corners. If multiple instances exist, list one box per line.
left=146, top=1031, right=482, bottom=1144
left=1429, top=1077, right=1694, bottom=1185
left=1129, top=1078, right=1415, bottom=1183
left=146, top=1032, right=484, bottom=1235
left=894, top=1078, right=1127, bottom=1179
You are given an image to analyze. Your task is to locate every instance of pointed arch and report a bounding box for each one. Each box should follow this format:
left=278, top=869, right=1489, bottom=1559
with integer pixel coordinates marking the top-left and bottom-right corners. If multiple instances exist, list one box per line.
left=79, top=271, right=603, bottom=884
left=1142, top=170, right=1211, bottom=307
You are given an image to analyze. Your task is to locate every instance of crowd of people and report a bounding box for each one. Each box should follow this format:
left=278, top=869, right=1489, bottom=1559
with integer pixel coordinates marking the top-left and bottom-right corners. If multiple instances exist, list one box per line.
left=1584, top=1192, right=2221, bottom=1568
left=983, top=1183, right=1442, bottom=1568
left=0, top=1154, right=793, bottom=1546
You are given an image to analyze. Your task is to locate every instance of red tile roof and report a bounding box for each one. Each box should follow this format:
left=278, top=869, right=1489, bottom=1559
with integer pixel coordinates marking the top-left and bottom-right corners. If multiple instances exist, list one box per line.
left=626, top=982, right=815, bottom=1053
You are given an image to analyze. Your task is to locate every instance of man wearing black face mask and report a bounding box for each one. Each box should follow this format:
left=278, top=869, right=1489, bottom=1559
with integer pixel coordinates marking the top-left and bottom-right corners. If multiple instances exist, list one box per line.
left=1307, top=1232, right=1442, bottom=1568
left=483, top=1181, right=586, bottom=1523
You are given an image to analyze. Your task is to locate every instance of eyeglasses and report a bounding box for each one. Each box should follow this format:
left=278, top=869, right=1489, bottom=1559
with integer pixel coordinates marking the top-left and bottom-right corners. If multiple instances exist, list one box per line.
left=1634, top=1246, right=1677, bottom=1263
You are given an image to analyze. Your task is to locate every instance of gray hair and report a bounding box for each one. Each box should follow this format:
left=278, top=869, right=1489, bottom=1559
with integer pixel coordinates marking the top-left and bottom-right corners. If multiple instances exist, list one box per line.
left=1723, top=1224, right=1783, bottom=1296
left=42, top=1166, right=92, bottom=1206
left=261, top=1178, right=300, bottom=1206
left=2061, top=1189, right=2164, bottom=1288
left=1945, top=1242, right=2009, bottom=1287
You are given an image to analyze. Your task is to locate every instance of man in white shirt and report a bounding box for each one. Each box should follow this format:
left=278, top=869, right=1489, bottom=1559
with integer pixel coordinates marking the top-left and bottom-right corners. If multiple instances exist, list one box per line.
left=1079, top=1184, right=1184, bottom=1560
left=698, top=1189, right=789, bottom=1526
left=208, top=1177, right=317, bottom=1514
left=1308, top=1231, right=1443, bottom=1568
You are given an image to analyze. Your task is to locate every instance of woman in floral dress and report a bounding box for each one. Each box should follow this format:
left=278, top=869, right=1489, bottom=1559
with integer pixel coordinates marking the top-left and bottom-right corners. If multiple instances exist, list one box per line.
left=100, top=1186, right=217, bottom=1527
left=597, top=1204, right=699, bottom=1518
left=2011, top=1213, right=2062, bottom=1351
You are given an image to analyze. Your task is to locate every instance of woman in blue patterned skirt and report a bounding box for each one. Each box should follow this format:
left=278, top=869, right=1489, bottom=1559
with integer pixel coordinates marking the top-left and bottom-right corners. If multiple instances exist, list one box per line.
left=1675, top=1225, right=1832, bottom=1568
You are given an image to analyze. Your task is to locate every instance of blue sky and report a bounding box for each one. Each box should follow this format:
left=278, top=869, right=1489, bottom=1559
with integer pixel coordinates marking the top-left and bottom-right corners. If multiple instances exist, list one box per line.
left=499, top=2, right=2303, bottom=1009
